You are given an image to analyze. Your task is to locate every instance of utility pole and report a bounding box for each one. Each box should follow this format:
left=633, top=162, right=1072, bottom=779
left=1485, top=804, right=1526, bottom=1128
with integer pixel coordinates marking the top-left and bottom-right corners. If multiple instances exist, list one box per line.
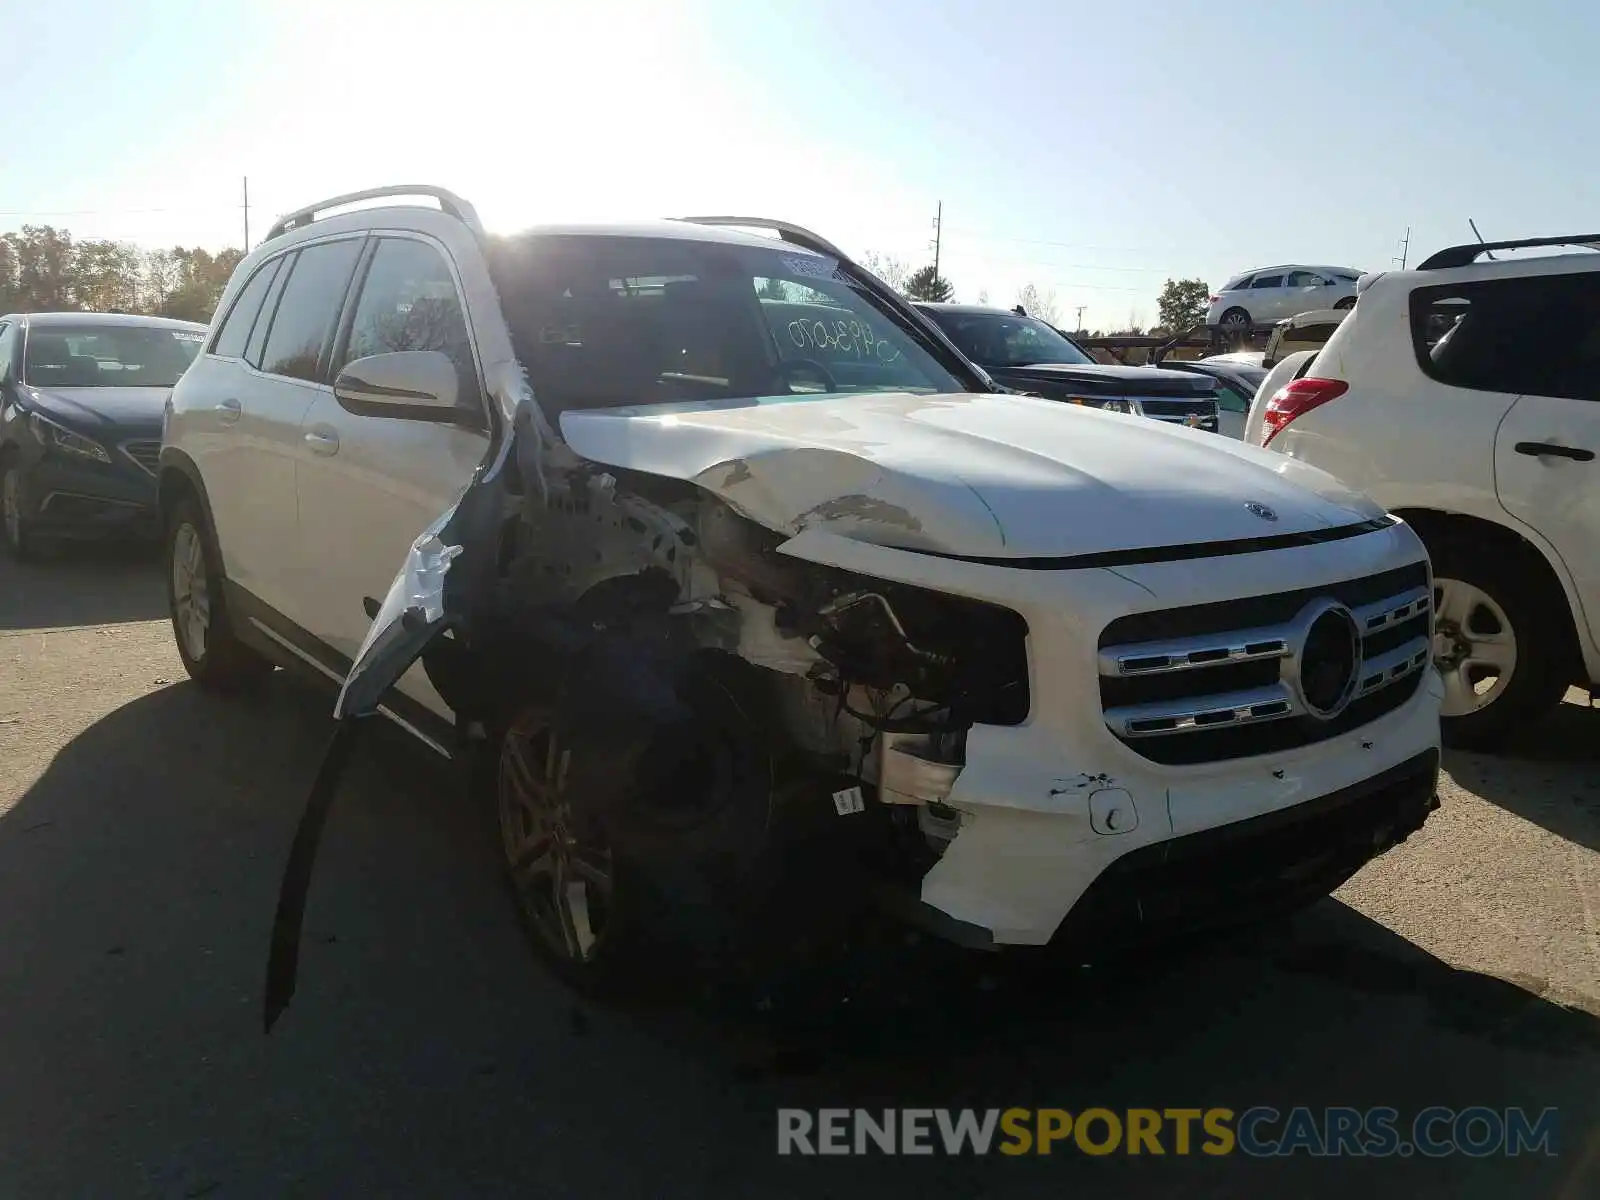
left=1393, top=226, right=1410, bottom=270
left=1074, top=304, right=1086, bottom=331
left=930, top=201, right=942, bottom=279
left=243, top=176, right=250, bottom=252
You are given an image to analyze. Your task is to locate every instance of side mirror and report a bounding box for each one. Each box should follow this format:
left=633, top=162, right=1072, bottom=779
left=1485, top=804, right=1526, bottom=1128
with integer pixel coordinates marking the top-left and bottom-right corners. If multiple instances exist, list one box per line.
left=334, top=351, right=462, bottom=423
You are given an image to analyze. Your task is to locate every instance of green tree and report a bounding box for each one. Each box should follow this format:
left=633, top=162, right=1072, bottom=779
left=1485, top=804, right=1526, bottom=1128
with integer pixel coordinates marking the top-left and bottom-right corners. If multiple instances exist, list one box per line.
left=3, top=225, right=78, bottom=311
left=1157, top=278, right=1210, bottom=333
left=73, top=240, right=143, bottom=311
left=156, top=247, right=246, bottom=322
left=903, top=264, right=954, bottom=302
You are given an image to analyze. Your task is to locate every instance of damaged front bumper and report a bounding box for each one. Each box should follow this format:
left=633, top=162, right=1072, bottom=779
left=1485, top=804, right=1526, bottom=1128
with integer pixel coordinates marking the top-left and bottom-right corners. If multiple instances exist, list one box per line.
left=771, top=520, right=1444, bottom=949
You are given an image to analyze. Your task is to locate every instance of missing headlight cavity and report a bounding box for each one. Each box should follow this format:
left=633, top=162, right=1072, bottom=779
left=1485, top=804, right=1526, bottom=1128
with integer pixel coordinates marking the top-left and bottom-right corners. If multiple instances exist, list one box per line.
left=693, top=499, right=1030, bottom=728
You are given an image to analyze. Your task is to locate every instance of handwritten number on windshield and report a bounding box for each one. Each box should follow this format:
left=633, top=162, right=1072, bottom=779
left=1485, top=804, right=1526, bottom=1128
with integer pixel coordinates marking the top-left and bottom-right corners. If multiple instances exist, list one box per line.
left=787, top=317, right=902, bottom=363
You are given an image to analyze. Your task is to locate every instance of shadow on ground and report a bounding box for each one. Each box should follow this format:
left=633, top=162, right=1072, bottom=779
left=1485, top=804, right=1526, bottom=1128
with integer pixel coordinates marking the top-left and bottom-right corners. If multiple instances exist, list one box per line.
left=0, top=543, right=165, bottom=631
left=0, top=678, right=1595, bottom=1197
left=1444, top=692, right=1600, bottom=851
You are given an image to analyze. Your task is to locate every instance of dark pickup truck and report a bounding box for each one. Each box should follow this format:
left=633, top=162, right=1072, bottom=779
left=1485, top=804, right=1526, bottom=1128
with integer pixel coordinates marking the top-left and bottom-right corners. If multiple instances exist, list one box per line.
left=914, top=303, right=1220, bottom=433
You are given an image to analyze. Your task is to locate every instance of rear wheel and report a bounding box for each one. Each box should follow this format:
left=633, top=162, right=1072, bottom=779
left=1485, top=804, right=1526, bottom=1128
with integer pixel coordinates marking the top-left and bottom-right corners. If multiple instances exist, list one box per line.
left=165, top=495, right=271, bottom=691
left=1427, top=536, right=1567, bottom=749
left=1334, top=296, right=1357, bottom=311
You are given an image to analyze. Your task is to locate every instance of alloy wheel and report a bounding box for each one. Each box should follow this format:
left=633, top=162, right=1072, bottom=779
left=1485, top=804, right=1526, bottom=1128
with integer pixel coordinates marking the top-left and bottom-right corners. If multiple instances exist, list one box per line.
left=1433, top=576, right=1518, bottom=717
left=498, top=710, right=615, bottom=963
left=170, top=522, right=212, bottom=662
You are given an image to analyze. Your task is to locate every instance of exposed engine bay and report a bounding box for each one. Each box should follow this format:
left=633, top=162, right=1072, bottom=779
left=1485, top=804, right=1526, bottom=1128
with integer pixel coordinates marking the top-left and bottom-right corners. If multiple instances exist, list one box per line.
left=471, top=459, right=1031, bottom=857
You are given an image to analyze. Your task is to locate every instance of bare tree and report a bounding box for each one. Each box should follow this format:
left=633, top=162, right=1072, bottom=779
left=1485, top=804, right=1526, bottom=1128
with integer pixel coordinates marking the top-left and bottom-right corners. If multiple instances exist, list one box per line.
left=858, top=250, right=910, bottom=295
left=1016, top=283, right=1061, bottom=326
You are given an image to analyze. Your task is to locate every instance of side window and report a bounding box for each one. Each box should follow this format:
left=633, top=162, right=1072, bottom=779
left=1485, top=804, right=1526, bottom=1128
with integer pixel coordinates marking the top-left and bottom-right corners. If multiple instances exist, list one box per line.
left=0, top=323, right=14, bottom=384
left=1286, top=270, right=1322, bottom=287
left=1251, top=274, right=1284, bottom=289
left=259, top=239, right=363, bottom=382
left=1223, top=274, right=1252, bottom=291
left=337, top=237, right=480, bottom=407
left=1411, top=273, right=1600, bottom=400
left=245, top=255, right=292, bottom=369
left=1216, top=381, right=1251, bottom=413
left=211, top=257, right=282, bottom=358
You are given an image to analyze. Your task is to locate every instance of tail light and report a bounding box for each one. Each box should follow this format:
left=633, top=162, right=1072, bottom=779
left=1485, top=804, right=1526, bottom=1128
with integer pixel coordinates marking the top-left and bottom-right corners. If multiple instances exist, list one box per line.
left=1208, top=294, right=1220, bottom=303
left=1260, top=378, right=1349, bottom=446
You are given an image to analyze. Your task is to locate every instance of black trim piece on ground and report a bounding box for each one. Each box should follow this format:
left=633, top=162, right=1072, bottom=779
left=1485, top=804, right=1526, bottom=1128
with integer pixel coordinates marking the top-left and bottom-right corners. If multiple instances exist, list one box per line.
left=888, top=517, right=1397, bottom=571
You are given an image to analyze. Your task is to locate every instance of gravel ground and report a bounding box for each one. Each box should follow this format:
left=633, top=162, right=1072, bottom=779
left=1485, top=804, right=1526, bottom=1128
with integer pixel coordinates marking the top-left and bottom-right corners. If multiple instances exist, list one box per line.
left=1, top=550, right=1596, bottom=1199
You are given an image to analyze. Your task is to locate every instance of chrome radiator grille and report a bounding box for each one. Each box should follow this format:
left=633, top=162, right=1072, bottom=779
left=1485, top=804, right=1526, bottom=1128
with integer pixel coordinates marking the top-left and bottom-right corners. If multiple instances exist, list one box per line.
left=1098, top=561, right=1431, bottom=764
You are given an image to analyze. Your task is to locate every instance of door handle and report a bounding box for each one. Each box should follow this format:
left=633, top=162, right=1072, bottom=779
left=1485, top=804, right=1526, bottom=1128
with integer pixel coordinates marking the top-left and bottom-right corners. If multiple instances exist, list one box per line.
left=216, top=398, right=242, bottom=424
left=304, top=428, right=340, bottom=456
left=1514, top=441, right=1594, bottom=462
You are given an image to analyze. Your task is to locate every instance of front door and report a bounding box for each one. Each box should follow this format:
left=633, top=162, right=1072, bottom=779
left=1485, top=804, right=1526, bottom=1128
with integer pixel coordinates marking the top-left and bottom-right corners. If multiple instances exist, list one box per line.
left=1247, top=271, right=1288, bottom=322
left=293, top=233, right=490, bottom=713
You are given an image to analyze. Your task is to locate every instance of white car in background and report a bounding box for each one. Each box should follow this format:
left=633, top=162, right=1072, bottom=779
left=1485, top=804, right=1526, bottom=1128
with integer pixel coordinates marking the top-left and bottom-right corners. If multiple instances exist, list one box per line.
left=1207, top=266, right=1363, bottom=335
left=1248, top=234, right=1600, bottom=748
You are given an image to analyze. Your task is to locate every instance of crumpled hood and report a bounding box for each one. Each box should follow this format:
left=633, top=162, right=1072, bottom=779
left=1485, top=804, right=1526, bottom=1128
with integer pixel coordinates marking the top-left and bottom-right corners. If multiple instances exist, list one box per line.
left=559, top=391, right=1385, bottom=559
left=21, top=385, right=169, bottom=434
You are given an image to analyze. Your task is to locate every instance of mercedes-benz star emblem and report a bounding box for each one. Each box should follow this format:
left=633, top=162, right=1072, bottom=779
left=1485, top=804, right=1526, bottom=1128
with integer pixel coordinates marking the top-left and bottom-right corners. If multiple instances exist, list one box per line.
left=1292, top=600, right=1362, bottom=721
left=1244, top=500, right=1278, bottom=522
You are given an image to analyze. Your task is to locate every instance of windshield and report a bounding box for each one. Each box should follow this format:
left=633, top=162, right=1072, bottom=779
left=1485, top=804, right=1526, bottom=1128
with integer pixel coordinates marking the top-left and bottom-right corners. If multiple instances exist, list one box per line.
left=920, top=310, right=1095, bottom=368
left=23, top=323, right=204, bottom=388
left=1227, top=364, right=1269, bottom=391
left=489, top=234, right=969, bottom=415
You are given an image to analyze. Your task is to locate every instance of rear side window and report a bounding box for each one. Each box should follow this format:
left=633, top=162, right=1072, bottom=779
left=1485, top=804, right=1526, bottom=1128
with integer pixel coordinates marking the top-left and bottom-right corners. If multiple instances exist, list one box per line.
left=1291, top=322, right=1339, bottom=344
left=211, top=258, right=282, bottom=358
left=1222, top=274, right=1252, bottom=290
left=1410, top=273, right=1600, bottom=399
left=259, top=238, right=363, bottom=382
left=1251, top=274, right=1284, bottom=289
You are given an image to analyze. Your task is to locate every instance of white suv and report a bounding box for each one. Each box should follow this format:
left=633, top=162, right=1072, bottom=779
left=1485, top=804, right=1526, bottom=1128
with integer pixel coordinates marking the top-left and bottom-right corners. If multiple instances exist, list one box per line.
left=159, top=186, right=1442, bottom=989
left=1207, top=266, right=1363, bottom=334
left=1249, top=234, right=1600, bottom=748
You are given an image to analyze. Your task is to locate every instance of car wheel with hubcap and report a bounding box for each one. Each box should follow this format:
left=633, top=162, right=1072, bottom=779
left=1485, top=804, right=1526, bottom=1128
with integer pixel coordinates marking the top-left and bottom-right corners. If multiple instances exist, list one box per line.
left=1219, top=307, right=1252, bottom=335
left=165, top=495, right=271, bottom=691
left=1427, top=535, right=1568, bottom=749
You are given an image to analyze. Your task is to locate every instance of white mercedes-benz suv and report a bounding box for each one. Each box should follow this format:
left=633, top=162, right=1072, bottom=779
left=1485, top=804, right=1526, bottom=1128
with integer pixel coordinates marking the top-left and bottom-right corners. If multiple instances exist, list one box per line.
left=159, top=186, right=1442, bottom=994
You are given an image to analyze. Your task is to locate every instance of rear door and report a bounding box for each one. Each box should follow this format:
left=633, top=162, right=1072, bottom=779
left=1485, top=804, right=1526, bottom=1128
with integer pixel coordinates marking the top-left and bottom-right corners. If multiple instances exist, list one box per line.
left=293, top=232, right=490, bottom=706
left=233, top=237, right=366, bottom=627
left=1488, top=269, right=1600, bottom=649
left=183, top=252, right=299, bottom=612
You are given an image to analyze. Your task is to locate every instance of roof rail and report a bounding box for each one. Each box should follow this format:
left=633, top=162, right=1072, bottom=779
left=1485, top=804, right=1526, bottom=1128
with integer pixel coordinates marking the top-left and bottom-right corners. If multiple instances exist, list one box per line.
left=1418, top=234, right=1600, bottom=270
left=675, top=216, right=848, bottom=263
left=264, top=185, right=483, bottom=243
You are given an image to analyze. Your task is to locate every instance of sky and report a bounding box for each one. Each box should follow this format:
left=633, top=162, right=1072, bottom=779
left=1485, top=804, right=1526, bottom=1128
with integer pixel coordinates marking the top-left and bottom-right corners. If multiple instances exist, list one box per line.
left=2, top=0, right=1597, bottom=329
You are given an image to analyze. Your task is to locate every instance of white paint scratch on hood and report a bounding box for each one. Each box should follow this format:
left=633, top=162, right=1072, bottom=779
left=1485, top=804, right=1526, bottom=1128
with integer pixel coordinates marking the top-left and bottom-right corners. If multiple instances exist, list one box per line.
left=559, top=391, right=1385, bottom=559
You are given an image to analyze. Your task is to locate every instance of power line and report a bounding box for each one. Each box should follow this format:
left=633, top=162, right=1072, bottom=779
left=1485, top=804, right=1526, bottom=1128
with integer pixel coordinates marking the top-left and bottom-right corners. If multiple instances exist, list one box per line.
left=0, top=205, right=244, bottom=216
